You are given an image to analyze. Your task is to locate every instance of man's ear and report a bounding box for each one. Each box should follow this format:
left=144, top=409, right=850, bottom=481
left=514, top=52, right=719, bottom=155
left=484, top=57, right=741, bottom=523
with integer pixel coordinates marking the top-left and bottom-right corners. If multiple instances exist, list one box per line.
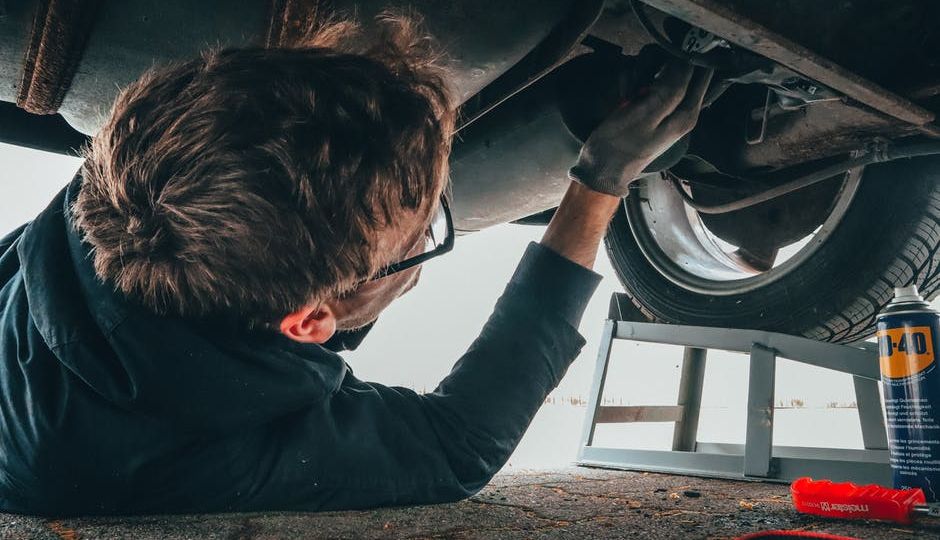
left=279, top=304, right=337, bottom=344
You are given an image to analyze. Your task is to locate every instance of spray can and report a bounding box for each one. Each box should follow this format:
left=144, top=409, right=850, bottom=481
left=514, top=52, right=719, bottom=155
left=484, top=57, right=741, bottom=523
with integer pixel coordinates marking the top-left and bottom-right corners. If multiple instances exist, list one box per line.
left=877, top=285, right=940, bottom=501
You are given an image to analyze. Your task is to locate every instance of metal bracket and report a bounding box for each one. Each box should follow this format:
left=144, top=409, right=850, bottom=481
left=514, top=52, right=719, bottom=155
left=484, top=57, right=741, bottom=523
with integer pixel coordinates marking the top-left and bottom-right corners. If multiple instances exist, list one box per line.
left=745, top=88, right=772, bottom=145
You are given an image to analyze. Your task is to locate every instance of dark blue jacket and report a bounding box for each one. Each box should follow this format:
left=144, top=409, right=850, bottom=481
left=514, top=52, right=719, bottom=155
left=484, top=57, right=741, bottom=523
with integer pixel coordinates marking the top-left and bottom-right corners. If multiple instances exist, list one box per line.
left=0, top=176, right=599, bottom=515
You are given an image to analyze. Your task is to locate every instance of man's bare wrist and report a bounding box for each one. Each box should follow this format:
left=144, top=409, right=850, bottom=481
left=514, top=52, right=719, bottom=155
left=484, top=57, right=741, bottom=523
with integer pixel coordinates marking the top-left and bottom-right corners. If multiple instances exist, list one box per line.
left=562, top=181, right=622, bottom=210
left=540, top=182, right=620, bottom=269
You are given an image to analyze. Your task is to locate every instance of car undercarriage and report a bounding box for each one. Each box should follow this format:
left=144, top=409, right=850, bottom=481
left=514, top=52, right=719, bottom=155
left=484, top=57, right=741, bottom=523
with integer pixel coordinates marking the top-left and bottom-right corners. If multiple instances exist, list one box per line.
left=2, top=0, right=939, bottom=341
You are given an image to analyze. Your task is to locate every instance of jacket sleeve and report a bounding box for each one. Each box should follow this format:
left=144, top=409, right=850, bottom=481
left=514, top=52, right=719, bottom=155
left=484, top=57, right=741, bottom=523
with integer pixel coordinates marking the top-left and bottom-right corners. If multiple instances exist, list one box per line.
left=224, top=243, right=602, bottom=512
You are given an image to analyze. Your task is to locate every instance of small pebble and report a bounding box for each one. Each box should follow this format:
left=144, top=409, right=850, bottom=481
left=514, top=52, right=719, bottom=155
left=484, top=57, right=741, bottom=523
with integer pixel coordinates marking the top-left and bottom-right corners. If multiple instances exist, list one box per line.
left=683, top=490, right=701, bottom=498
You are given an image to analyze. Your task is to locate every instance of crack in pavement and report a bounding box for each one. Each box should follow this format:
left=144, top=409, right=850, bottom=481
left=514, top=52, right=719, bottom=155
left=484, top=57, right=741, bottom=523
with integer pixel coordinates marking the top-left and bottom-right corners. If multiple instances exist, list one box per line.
left=467, top=496, right=570, bottom=523
left=541, top=483, right=647, bottom=502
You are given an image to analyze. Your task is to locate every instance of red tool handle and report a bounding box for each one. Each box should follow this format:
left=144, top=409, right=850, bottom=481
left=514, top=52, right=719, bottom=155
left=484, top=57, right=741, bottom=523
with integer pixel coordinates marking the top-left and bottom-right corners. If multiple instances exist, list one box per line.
left=790, top=477, right=926, bottom=524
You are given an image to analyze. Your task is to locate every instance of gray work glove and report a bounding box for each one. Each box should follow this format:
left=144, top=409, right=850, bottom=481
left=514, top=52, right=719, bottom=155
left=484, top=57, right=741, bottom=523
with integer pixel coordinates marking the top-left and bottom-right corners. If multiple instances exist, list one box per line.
left=569, top=62, right=714, bottom=198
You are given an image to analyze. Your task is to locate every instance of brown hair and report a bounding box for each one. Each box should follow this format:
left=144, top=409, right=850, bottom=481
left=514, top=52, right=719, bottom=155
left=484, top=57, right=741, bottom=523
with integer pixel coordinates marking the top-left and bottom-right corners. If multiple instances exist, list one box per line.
left=74, top=13, right=454, bottom=328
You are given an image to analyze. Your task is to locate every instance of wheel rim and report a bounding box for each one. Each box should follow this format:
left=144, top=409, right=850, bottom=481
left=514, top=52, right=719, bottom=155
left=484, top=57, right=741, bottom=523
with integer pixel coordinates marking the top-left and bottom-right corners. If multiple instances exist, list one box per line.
left=625, top=170, right=862, bottom=296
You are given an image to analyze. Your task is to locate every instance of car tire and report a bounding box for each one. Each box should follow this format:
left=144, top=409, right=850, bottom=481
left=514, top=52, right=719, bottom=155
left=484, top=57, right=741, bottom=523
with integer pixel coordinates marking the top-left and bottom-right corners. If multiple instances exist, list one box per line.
left=605, top=156, right=940, bottom=343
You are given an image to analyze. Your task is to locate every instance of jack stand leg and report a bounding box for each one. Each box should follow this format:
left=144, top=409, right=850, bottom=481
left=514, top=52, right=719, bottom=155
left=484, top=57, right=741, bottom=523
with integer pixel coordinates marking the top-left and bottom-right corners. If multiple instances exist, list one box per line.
left=853, top=375, right=889, bottom=450
left=745, top=343, right=776, bottom=478
left=580, top=320, right=616, bottom=450
left=672, top=347, right=707, bottom=452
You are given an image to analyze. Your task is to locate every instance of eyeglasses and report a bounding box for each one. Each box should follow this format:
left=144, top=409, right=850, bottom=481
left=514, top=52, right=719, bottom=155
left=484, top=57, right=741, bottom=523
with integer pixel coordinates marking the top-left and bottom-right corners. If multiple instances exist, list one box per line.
left=368, top=197, right=455, bottom=281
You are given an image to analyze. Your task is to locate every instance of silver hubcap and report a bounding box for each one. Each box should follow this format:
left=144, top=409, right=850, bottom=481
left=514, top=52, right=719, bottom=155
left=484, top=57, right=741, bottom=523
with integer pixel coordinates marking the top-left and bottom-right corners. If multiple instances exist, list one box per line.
left=625, top=171, right=862, bottom=296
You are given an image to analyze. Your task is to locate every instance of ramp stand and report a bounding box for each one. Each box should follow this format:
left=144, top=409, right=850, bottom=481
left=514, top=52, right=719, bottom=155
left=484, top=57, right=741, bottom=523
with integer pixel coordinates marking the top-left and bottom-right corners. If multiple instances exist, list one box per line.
left=577, top=293, right=891, bottom=485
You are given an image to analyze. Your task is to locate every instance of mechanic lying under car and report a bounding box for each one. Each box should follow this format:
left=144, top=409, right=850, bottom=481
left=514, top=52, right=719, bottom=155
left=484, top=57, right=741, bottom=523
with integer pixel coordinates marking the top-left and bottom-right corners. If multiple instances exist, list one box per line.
left=0, top=15, right=710, bottom=515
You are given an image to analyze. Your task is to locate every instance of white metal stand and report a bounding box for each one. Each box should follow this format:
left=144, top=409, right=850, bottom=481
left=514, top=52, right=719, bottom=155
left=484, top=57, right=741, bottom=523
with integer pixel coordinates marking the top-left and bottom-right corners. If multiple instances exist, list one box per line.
left=577, top=293, right=891, bottom=485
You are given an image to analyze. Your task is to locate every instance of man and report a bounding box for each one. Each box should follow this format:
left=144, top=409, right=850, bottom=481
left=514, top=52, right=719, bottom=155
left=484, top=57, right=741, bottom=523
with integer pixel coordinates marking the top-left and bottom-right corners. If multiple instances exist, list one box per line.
left=0, top=16, right=710, bottom=515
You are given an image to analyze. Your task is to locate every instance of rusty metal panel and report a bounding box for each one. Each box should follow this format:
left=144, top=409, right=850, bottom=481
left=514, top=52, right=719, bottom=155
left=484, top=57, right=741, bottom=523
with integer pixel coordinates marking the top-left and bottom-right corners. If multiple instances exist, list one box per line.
left=714, top=0, right=940, bottom=92
left=641, top=0, right=935, bottom=126
left=0, top=0, right=586, bottom=134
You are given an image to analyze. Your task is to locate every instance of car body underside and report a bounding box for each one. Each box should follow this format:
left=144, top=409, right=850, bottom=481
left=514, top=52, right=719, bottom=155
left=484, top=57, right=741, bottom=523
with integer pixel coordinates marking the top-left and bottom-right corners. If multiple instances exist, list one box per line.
left=2, top=0, right=938, bottom=232
left=3, top=0, right=940, bottom=340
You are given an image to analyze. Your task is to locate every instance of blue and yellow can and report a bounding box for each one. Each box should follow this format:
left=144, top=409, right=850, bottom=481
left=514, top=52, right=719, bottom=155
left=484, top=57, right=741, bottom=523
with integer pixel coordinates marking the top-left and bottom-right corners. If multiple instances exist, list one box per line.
left=877, top=285, right=940, bottom=501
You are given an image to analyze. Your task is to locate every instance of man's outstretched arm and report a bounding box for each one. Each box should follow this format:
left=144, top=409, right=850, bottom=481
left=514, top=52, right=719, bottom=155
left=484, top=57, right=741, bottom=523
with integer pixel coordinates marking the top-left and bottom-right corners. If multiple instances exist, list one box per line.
left=201, top=63, right=712, bottom=513
left=216, top=240, right=600, bottom=511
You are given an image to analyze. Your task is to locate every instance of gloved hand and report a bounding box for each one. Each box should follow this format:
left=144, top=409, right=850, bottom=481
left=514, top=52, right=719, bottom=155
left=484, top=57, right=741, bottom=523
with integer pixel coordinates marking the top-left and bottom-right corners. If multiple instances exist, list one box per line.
left=568, top=61, right=713, bottom=198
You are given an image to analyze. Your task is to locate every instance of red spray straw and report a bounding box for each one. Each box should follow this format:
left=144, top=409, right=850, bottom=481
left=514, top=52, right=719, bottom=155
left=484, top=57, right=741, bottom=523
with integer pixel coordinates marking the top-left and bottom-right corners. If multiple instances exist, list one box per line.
left=735, top=530, right=858, bottom=540
left=790, top=477, right=930, bottom=525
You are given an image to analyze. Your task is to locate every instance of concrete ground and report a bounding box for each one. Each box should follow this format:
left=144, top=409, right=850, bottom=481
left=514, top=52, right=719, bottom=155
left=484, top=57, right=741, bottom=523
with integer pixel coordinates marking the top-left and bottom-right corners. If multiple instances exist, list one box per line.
left=1, top=467, right=938, bottom=539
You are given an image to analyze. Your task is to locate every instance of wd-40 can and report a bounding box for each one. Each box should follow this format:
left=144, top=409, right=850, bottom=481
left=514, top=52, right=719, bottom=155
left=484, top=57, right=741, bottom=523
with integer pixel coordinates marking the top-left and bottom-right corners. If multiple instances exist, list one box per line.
left=877, top=285, right=940, bottom=501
